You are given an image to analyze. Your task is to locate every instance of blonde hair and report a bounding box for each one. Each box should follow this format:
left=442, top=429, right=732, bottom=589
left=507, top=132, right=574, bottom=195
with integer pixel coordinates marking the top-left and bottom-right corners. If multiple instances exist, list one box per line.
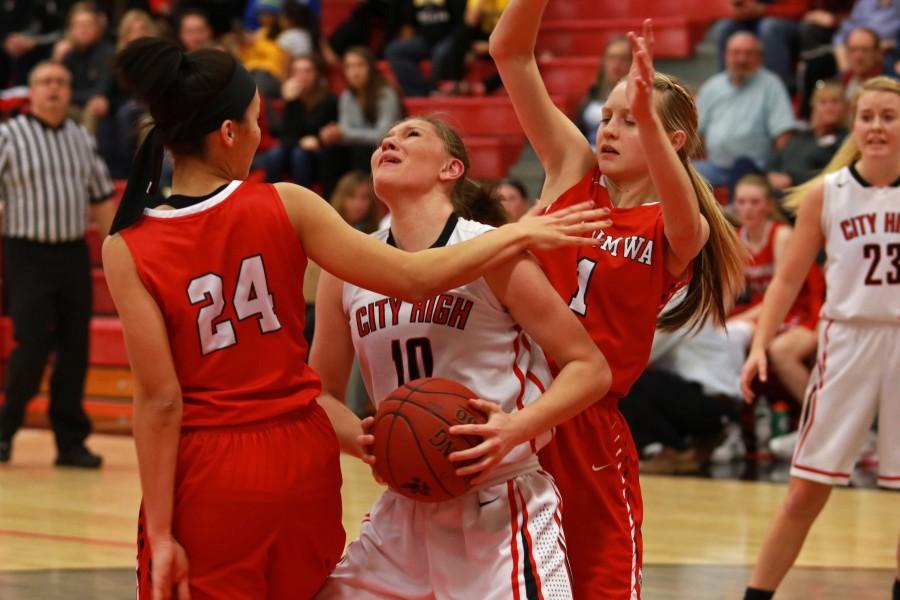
left=330, top=171, right=381, bottom=233
left=786, top=76, right=900, bottom=211
left=651, top=73, right=748, bottom=330
left=117, top=9, right=158, bottom=51
left=734, top=174, right=788, bottom=224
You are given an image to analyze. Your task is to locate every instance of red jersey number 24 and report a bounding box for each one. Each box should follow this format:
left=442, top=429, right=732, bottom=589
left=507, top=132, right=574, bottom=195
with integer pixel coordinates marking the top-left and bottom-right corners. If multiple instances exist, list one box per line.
left=187, top=255, right=282, bottom=355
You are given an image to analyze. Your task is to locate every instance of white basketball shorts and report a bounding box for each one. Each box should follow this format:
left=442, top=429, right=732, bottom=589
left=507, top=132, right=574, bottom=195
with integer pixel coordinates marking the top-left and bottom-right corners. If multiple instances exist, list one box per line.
left=791, top=319, right=900, bottom=488
left=316, top=468, right=573, bottom=600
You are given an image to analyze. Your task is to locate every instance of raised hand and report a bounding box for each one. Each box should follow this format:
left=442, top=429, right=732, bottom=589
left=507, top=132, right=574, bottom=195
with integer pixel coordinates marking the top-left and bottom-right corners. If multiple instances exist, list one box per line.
left=626, top=19, right=656, bottom=124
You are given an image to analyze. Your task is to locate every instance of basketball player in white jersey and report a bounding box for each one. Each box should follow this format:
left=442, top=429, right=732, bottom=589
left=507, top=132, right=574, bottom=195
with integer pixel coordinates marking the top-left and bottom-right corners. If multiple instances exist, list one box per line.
left=310, top=115, right=613, bottom=600
left=740, top=76, right=900, bottom=600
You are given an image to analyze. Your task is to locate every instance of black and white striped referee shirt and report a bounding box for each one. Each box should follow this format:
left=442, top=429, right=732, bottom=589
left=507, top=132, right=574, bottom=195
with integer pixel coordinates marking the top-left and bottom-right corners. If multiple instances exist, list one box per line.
left=0, top=113, right=114, bottom=243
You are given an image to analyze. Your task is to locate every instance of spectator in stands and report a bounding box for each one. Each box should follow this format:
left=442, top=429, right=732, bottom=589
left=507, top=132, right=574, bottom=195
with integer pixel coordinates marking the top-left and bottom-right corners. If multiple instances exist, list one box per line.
left=384, top=0, right=466, bottom=97
left=796, top=1, right=855, bottom=119
left=303, top=170, right=379, bottom=342
left=58, top=2, right=114, bottom=134
left=714, top=0, right=803, bottom=92
left=619, top=309, right=744, bottom=474
left=577, top=37, right=632, bottom=149
left=435, top=0, right=507, bottom=96
left=263, top=54, right=338, bottom=186
left=323, top=0, right=402, bottom=64
left=832, top=0, right=900, bottom=73
left=239, top=0, right=289, bottom=99
left=1, top=0, right=72, bottom=87
left=102, top=8, right=160, bottom=179
left=841, top=27, right=889, bottom=98
left=177, top=8, right=215, bottom=52
left=496, top=178, right=530, bottom=221
left=727, top=175, right=822, bottom=406
left=276, top=1, right=320, bottom=60
left=767, top=80, right=848, bottom=192
left=0, top=61, right=116, bottom=468
left=695, top=32, right=797, bottom=192
left=319, top=46, right=404, bottom=195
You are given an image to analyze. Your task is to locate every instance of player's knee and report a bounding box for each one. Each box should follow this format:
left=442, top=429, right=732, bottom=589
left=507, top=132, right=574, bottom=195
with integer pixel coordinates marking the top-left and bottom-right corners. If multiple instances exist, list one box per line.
left=782, top=482, right=829, bottom=520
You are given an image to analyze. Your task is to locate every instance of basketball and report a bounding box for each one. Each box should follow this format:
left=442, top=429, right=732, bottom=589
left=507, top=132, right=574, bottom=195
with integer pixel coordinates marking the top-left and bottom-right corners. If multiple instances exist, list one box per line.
left=371, top=377, right=488, bottom=503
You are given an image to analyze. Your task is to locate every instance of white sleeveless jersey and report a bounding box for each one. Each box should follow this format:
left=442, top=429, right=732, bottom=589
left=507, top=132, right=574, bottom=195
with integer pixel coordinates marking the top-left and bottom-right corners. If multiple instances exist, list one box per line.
left=342, top=216, right=554, bottom=465
left=820, top=165, right=900, bottom=324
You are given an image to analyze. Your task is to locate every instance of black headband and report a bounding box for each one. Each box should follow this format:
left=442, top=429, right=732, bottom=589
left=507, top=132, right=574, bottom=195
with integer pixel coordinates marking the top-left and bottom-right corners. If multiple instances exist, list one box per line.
left=110, top=61, right=257, bottom=234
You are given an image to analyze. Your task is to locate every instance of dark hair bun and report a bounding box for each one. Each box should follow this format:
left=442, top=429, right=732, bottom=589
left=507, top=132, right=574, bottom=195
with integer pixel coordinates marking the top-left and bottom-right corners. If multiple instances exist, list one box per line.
left=114, top=37, right=237, bottom=153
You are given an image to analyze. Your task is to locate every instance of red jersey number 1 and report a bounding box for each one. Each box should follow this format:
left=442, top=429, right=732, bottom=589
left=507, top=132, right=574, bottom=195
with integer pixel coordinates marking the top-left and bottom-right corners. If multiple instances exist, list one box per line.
left=187, top=255, right=282, bottom=355
left=568, top=258, right=598, bottom=317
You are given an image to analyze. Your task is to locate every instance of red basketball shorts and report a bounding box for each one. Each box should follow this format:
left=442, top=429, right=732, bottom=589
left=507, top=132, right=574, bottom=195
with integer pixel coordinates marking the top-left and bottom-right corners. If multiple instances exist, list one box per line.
left=137, top=403, right=345, bottom=600
left=539, top=399, right=643, bottom=600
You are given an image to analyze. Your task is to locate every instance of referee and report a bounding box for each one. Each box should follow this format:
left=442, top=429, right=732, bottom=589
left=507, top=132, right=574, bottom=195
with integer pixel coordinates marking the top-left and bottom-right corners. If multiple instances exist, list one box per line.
left=0, top=61, right=115, bottom=467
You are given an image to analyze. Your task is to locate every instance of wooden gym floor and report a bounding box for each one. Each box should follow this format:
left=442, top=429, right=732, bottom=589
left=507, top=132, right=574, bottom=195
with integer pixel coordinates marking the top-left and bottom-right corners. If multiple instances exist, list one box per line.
left=0, top=430, right=896, bottom=599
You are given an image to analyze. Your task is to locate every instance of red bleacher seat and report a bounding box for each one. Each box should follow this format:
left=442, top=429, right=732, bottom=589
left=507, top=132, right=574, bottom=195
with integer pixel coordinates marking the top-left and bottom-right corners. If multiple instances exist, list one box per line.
left=463, top=136, right=525, bottom=180
left=538, top=56, right=600, bottom=105
left=0, top=316, right=128, bottom=367
left=404, top=96, right=566, bottom=137
left=321, top=0, right=359, bottom=36
left=536, top=17, right=694, bottom=59
left=92, top=268, right=115, bottom=315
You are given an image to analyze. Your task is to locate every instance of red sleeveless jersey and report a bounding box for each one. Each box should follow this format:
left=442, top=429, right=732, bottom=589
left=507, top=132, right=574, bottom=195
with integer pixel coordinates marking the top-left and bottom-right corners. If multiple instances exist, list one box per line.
left=733, top=221, right=824, bottom=330
left=532, top=167, right=685, bottom=399
left=121, top=181, right=322, bottom=428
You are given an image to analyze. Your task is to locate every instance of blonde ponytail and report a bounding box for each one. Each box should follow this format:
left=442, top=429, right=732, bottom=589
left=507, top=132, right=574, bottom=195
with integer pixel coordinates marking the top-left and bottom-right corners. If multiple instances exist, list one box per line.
left=651, top=73, right=749, bottom=330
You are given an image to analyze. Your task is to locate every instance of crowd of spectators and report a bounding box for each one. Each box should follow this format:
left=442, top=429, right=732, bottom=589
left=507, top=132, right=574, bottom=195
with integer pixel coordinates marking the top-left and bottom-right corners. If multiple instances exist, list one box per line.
left=2, top=0, right=897, bottom=474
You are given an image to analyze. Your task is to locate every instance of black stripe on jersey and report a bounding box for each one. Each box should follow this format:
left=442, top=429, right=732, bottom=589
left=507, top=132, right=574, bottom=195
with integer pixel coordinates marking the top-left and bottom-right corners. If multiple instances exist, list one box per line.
left=849, top=162, right=900, bottom=188
left=387, top=213, right=459, bottom=248
left=520, top=521, right=540, bottom=600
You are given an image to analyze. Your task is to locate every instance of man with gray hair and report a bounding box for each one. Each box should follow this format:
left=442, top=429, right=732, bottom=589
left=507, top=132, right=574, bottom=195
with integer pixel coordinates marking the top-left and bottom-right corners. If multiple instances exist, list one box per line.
left=694, top=31, right=798, bottom=193
left=0, top=61, right=115, bottom=467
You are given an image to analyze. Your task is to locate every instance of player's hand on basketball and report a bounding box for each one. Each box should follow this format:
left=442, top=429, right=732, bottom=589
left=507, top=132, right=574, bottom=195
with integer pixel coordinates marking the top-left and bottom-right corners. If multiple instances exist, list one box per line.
left=358, top=416, right=386, bottom=485
left=740, top=345, right=768, bottom=403
left=447, top=399, right=524, bottom=484
left=514, top=201, right=612, bottom=250
left=151, top=535, right=190, bottom=600
left=626, top=20, right=656, bottom=124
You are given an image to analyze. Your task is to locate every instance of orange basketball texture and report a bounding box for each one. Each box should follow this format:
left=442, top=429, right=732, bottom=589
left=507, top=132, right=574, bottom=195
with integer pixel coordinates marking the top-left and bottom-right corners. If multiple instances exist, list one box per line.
left=371, top=377, right=488, bottom=502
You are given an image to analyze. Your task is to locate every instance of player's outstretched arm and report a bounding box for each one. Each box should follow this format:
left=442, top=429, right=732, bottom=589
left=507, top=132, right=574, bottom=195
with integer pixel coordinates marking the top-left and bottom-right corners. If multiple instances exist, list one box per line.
left=102, top=235, right=190, bottom=599
left=741, top=182, right=825, bottom=401
left=447, top=253, right=611, bottom=481
left=626, top=22, right=709, bottom=275
left=309, top=270, right=367, bottom=459
left=277, top=183, right=611, bottom=303
left=489, top=0, right=596, bottom=200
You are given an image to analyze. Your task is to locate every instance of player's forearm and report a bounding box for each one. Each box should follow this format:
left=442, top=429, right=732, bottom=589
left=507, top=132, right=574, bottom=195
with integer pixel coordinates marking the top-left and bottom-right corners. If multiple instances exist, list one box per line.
left=318, top=394, right=365, bottom=458
left=751, top=276, right=806, bottom=353
left=511, top=355, right=611, bottom=442
left=132, top=392, right=182, bottom=541
left=639, top=114, right=704, bottom=259
left=395, top=224, right=530, bottom=301
left=489, top=0, right=548, bottom=61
